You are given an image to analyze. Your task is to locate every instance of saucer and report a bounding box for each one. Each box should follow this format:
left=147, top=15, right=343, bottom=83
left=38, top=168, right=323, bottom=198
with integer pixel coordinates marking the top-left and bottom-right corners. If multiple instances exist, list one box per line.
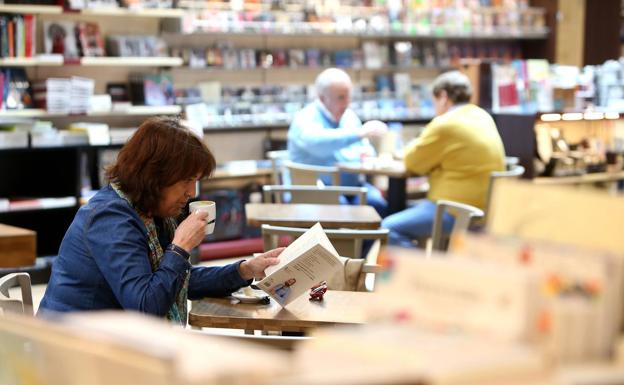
left=232, top=289, right=270, bottom=304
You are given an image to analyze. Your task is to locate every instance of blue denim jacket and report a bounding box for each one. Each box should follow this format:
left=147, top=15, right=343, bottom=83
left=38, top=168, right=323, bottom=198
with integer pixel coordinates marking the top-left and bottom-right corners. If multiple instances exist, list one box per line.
left=39, top=185, right=249, bottom=317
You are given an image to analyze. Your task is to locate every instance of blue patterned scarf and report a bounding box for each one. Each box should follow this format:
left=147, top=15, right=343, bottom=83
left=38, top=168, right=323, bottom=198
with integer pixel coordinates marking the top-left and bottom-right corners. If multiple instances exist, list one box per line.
left=111, top=183, right=189, bottom=325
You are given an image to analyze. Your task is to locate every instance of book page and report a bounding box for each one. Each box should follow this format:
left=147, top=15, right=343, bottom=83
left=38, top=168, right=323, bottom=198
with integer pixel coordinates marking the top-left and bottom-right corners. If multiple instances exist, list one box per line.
left=264, top=222, right=338, bottom=276
left=259, top=223, right=341, bottom=307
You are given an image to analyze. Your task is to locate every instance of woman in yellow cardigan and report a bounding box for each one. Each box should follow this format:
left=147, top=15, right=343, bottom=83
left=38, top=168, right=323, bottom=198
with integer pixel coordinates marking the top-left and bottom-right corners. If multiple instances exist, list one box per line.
left=382, top=71, right=505, bottom=247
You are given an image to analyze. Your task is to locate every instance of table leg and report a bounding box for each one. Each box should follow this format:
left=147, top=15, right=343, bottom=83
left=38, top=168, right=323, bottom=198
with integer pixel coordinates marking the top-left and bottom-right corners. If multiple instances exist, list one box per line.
left=387, top=176, right=407, bottom=215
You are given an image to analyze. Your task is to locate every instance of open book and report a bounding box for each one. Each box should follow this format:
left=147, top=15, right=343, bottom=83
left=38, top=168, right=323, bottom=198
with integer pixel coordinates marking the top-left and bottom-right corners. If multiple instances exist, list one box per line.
left=258, top=223, right=342, bottom=307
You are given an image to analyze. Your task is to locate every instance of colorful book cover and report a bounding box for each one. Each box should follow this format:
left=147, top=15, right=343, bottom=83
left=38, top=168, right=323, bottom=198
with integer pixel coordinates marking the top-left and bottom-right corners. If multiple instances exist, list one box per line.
left=24, top=14, right=32, bottom=58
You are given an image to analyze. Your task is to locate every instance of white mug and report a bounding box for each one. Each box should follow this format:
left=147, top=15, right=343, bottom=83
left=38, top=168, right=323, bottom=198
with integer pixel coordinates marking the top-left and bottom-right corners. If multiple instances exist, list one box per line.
left=189, top=200, right=216, bottom=235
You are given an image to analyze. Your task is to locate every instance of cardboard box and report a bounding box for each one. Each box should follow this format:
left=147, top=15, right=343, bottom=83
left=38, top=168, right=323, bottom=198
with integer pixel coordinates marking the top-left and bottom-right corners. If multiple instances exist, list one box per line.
left=0, top=223, right=36, bottom=268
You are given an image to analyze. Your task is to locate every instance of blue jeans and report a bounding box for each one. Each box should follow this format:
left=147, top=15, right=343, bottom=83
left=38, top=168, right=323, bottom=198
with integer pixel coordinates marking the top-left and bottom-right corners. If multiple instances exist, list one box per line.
left=381, top=199, right=455, bottom=248
left=340, top=182, right=388, bottom=218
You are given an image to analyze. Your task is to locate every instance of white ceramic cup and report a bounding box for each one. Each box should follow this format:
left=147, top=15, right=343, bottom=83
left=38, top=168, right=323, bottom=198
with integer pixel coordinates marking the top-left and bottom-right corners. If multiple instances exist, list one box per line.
left=188, top=200, right=216, bottom=235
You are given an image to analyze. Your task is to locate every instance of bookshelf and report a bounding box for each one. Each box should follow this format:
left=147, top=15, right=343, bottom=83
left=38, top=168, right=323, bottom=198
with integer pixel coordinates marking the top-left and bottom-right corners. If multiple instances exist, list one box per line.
left=0, top=56, right=183, bottom=67
left=164, top=28, right=549, bottom=40
left=0, top=105, right=181, bottom=118
left=0, top=4, right=183, bottom=17
left=78, top=56, right=183, bottom=67
left=0, top=4, right=62, bottom=14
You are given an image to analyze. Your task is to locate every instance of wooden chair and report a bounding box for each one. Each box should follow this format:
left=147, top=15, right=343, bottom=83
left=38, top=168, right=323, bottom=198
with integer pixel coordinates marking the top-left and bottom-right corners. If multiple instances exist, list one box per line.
left=262, top=224, right=388, bottom=260
left=262, top=184, right=367, bottom=205
left=261, top=224, right=386, bottom=291
left=485, top=164, right=526, bottom=224
left=0, top=273, right=33, bottom=316
left=266, top=149, right=289, bottom=185
left=430, top=200, right=484, bottom=253
left=283, top=160, right=340, bottom=186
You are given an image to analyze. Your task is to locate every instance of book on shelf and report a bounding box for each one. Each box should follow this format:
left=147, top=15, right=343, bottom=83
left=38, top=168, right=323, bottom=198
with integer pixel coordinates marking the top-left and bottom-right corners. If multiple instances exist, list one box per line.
left=257, top=223, right=342, bottom=307
left=333, top=49, right=352, bottom=68
left=2, top=68, right=34, bottom=110
left=76, top=22, right=104, bottom=57
left=69, top=122, right=110, bottom=145
left=288, top=48, right=305, bottom=68
left=43, top=20, right=79, bottom=58
left=362, top=41, right=381, bottom=69
left=139, top=73, right=174, bottom=106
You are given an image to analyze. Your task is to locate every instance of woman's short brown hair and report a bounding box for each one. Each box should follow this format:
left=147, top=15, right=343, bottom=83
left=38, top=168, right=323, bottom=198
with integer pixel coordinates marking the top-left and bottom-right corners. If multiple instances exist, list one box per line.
left=107, top=117, right=215, bottom=215
left=431, top=70, right=472, bottom=104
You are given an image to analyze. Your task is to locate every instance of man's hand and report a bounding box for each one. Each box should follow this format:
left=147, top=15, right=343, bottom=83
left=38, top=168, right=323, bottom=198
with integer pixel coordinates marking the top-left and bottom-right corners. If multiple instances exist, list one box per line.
left=360, top=120, right=388, bottom=139
left=239, top=247, right=284, bottom=280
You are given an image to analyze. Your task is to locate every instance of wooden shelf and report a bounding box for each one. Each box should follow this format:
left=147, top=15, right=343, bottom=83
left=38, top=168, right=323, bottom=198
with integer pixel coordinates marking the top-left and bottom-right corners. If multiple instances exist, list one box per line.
left=78, top=7, right=184, bottom=18
left=79, top=56, right=183, bottom=66
left=173, top=65, right=446, bottom=73
left=0, top=5, right=184, bottom=17
left=0, top=105, right=181, bottom=118
left=0, top=4, right=62, bottom=14
left=175, top=27, right=549, bottom=40
left=0, top=56, right=183, bottom=67
left=201, top=111, right=433, bottom=131
left=533, top=171, right=624, bottom=185
left=0, top=56, right=63, bottom=66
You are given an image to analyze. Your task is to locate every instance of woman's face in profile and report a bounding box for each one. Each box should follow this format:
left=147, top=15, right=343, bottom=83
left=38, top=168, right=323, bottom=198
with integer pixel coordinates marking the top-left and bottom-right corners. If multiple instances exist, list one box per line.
left=156, top=173, right=201, bottom=217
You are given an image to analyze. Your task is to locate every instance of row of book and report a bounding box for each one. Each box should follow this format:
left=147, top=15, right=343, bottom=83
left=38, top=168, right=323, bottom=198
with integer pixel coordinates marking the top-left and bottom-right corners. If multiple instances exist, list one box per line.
left=0, top=67, right=177, bottom=113
left=173, top=40, right=522, bottom=70
left=42, top=20, right=169, bottom=58
left=0, top=14, right=35, bottom=59
left=185, top=5, right=546, bottom=36
left=0, top=118, right=136, bottom=149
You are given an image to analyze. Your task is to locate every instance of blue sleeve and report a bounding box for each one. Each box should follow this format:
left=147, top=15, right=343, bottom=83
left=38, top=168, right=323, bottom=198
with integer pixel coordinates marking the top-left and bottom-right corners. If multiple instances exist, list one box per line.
left=289, top=110, right=362, bottom=158
left=188, top=261, right=251, bottom=300
left=85, top=200, right=191, bottom=317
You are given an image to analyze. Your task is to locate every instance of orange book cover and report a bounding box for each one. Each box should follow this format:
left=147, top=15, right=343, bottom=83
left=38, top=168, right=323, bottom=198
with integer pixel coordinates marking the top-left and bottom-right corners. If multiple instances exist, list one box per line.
left=7, top=18, right=14, bottom=58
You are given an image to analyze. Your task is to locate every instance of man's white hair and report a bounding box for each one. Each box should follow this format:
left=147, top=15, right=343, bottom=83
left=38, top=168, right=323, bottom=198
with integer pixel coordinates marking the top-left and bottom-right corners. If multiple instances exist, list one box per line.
left=315, top=68, right=352, bottom=97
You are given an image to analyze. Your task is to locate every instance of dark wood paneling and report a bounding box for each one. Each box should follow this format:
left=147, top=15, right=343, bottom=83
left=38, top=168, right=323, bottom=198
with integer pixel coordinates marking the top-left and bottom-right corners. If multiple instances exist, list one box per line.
left=583, top=0, right=620, bottom=65
left=528, top=0, right=558, bottom=62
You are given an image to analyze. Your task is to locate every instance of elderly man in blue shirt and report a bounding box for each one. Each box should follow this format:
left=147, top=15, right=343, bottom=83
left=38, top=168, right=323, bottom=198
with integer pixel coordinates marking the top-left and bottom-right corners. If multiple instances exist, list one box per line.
left=287, top=68, right=389, bottom=217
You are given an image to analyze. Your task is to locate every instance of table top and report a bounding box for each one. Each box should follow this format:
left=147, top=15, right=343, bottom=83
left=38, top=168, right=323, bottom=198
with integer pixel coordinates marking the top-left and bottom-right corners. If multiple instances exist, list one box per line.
left=337, top=159, right=408, bottom=178
left=245, top=203, right=382, bottom=229
left=189, top=290, right=372, bottom=332
left=532, top=171, right=624, bottom=185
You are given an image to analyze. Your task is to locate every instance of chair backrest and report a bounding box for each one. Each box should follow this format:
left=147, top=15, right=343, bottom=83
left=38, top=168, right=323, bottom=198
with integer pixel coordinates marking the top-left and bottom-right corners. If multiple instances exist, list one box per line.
left=485, top=164, right=526, bottom=224
left=0, top=273, right=33, bottom=316
left=430, top=200, right=484, bottom=253
left=505, top=156, right=520, bottom=169
left=283, top=160, right=340, bottom=186
left=261, top=224, right=388, bottom=261
left=266, top=150, right=289, bottom=185
left=262, top=185, right=367, bottom=205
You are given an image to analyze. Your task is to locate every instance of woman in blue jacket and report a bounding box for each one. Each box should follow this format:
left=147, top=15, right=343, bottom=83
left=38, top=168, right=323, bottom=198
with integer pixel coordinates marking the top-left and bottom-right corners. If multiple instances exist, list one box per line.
left=39, top=117, right=282, bottom=325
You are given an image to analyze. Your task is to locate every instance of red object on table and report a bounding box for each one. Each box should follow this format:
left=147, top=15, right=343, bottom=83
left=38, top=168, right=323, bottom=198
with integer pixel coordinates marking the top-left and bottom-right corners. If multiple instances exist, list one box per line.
left=309, top=281, right=328, bottom=301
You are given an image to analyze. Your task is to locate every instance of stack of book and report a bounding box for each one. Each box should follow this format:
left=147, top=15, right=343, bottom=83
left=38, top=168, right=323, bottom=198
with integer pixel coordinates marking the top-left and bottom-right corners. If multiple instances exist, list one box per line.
left=33, top=76, right=95, bottom=114
left=34, top=78, right=71, bottom=114
left=69, top=77, right=94, bottom=114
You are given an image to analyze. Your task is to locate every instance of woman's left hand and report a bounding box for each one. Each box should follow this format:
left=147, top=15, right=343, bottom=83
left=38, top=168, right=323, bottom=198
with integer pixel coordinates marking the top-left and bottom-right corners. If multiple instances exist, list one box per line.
left=239, top=247, right=284, bottom=280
